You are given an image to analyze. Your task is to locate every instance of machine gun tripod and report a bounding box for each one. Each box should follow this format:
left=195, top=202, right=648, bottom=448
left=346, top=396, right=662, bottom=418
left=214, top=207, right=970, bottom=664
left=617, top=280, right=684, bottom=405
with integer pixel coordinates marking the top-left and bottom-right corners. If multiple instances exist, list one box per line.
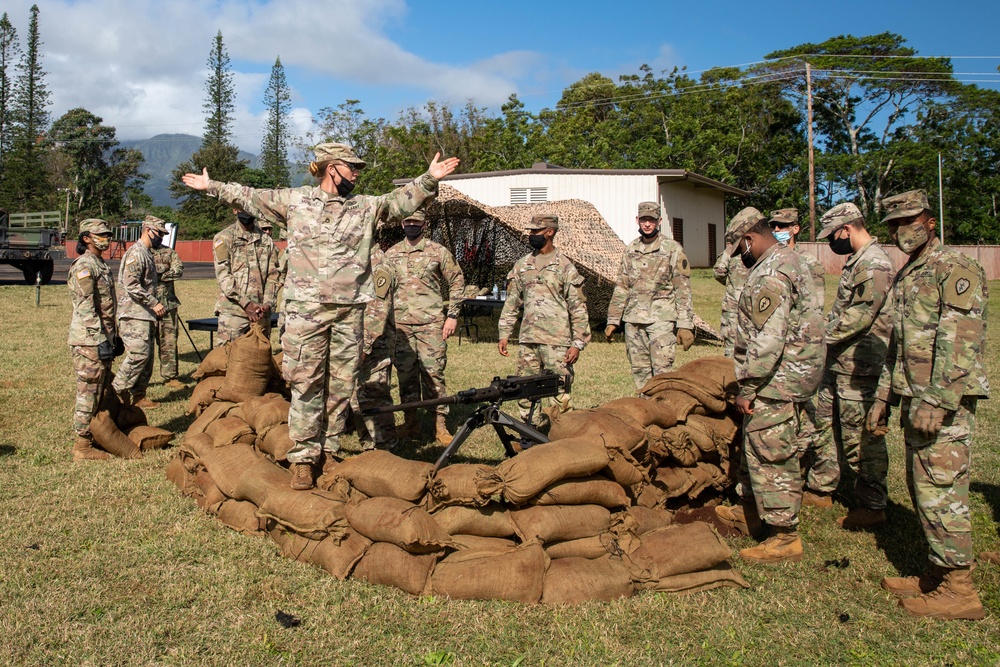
left=363, top=373, right=564, bottom=473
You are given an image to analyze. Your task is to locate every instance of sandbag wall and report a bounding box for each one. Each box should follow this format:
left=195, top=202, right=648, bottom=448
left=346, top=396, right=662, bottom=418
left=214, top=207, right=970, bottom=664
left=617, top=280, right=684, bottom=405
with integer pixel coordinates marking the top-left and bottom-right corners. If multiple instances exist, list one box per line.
left=167, top=355, right=749, bottom=605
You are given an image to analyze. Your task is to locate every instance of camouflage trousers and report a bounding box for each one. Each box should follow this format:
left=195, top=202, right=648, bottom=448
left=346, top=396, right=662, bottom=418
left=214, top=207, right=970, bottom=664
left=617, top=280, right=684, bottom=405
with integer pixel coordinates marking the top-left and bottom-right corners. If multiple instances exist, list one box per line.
left=738, top=397, right=809, bottom=529
left=71, top=345, right=112, bottom=436
left=353, top=341, right=396, bottom=449
left=624, top=321, right=676, bottom=389
left=805, top=371, right=888, bottom=509
left=217, top=310, right=272, bottom=346
left=393, top=321, right=449, bottom=416
left=112, top=318, right=155, bottom=400
left=720, top=308, right=738, bottom=358
left=902, top=396, right=977, bottom=568
left=155, top=309, right=179, bottom=381
left=515, top=343, right=574, bottom=421
left=282, top=300, right=363, bottom=464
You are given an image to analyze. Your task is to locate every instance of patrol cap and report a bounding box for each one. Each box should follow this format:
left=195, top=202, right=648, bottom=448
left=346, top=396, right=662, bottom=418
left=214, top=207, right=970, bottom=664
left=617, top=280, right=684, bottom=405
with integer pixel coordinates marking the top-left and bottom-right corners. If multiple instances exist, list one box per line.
left=402, top=209, right=426, bottom=224
left=637, top=201, right=661, bottom=219
left=881, top=189, right=930, bottom=223
left=769, top=208, right=799, bottom=226
left=142, top=215, right=168, bottom=234
left=258, top=219, right=273, bottom=231
left=79, top=218, right=112, bottom=236
left=313, top=142, right=366, bottom=169
left=818, top=202, right=864, bottom=239
left=724, top=207, right=766, bottom=256
left=527, top=213, right=558, bottom=230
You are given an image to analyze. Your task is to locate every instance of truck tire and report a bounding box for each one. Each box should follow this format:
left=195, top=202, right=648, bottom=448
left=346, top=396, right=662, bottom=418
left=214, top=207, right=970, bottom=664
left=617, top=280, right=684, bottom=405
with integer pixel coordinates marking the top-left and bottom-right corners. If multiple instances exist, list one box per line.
left=21, top=260, right=54, bottom=285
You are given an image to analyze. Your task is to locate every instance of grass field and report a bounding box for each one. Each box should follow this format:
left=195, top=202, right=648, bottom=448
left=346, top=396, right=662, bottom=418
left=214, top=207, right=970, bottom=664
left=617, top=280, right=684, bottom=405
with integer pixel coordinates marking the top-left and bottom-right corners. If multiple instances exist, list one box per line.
left=2, top=269, right=1000, bottom=666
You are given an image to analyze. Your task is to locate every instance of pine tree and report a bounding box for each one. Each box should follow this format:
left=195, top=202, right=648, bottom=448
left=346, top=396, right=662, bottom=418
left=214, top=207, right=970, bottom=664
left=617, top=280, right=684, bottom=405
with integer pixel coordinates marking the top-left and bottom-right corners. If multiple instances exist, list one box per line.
left=0, top=12, right=19, bottom=166
left=260, top=56, right=291, bottom=188
left=202, top=30, right=235, bottom=147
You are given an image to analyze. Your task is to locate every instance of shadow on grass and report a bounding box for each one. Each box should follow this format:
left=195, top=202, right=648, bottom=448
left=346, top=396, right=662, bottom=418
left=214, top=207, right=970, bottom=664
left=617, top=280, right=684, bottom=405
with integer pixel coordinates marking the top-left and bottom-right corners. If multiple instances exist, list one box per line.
left=873, top=498, right=928, bottom=575
left=0, top=444, right=16, bottom=457
left=971, top=481, right=1000, bottom=525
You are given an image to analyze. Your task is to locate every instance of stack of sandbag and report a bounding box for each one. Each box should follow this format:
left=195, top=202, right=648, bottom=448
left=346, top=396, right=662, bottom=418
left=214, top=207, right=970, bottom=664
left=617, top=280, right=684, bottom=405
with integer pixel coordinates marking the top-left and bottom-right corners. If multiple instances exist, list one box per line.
left=167, top=362, right=749, bottom=603
left=88, top=387, right=174, bottom=459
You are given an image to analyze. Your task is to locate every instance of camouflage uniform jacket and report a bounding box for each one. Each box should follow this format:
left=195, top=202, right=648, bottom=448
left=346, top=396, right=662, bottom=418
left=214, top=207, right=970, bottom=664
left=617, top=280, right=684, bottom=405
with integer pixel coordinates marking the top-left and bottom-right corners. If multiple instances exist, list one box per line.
left=713, top=252, right=749, bottom=314
left=67, top=251, right=117, bottom=347
left=364, top=246, right=394, bottom=356
left=607, top=235, right=694, bottom=328
left=498, top=249, right=592, bottom=349
left=151, top=246, right=183, bottom=311
left=383, top=236, right=465, bottom=325
left=825, top=239, right=894, bottom=377
left=212, top=222, right=281, bottom=316
left=878, top=237, right=989, bottom=411
left=117, top=242, right=160, bottom=321
left=207, top=173, right=438, bottom=305
left=794, top=244, right=826, bottom=310
left=735, top=244, right=826, bottom=402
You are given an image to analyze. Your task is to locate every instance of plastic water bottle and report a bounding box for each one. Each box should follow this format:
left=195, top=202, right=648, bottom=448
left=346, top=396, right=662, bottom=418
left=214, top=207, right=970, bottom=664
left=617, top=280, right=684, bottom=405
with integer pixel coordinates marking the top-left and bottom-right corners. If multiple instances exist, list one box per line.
left=492, top=284, right=499, bottom=299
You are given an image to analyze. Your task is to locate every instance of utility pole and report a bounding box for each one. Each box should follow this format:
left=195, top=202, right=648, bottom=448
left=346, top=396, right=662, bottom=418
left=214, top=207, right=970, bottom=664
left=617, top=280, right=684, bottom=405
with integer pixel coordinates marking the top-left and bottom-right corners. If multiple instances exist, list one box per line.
left=806, top=62, right=817, bottom=241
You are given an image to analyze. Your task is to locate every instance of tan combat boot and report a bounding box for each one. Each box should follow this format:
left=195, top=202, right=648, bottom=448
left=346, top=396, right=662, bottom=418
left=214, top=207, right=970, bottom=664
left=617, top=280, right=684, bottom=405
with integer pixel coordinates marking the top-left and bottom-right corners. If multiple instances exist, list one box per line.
left=900, top=567, right=985, bottom=620
left=837, top=507, right=887, bottom=530
left=801, top=490, right=833, bottom=509
left=435, top=414, right=453, bottom=446
left=290, top=462, right=315, bottom=490
left=72, top=435, right=110, bottom=462
left=165, top=379, right=185, bottom=390
left=739, top=527, right=803, bottom=564
left=133, top=396, right=160, bottom=409
left=881, top=563, right=947, bottom=598
left=715, top=501, right=763, bottom=539
left=397, top=411, right=420, bottom=440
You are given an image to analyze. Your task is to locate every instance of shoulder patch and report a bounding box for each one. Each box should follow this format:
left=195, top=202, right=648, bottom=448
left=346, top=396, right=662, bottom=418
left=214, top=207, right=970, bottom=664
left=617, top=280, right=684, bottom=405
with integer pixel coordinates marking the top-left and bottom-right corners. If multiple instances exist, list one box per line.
left=676, top=254, right=691, bottom=277
left=943, top=265, right=980, bottom=311
left=853, top=268, right=874, bottom=286
left=373, top=265, right=392, bottom=300
left=125, top=254, right=136, bottom=265
left=214, top=238, right=225, bottom=247
left=750, top=285, right=782, bottom=329
left=77, top=268, right=91, bottom=280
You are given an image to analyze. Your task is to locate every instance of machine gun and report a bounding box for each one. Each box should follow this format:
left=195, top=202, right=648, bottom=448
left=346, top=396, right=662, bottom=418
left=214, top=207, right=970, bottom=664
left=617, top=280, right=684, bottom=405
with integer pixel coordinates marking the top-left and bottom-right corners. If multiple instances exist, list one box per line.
left=364, top=373, right=564, bottom=473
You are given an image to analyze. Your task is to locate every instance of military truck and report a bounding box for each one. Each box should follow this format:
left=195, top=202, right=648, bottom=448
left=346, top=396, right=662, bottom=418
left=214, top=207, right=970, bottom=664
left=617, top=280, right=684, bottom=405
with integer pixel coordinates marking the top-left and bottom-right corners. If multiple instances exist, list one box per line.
left=0, top=209, right=65, bottom=284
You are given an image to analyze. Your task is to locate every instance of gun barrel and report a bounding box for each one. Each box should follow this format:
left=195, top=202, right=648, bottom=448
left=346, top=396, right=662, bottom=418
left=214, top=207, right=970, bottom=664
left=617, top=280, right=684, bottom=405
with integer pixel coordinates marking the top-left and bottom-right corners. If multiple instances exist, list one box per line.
left=364, top=394, right=461, bottom=415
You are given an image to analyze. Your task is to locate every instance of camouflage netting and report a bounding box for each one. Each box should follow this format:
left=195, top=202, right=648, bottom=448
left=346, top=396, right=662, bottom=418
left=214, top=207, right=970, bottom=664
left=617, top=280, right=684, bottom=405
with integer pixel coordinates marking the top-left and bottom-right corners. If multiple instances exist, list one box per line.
left=374, top=184, right=719, bottom=339
left=168, top=352, right=750, bottom=604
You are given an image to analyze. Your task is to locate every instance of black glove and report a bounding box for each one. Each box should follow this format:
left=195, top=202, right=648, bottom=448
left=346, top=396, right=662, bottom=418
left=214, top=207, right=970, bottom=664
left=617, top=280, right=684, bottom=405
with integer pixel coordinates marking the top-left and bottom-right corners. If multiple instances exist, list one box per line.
left=98, top=340, right=115, bottom=361
left=113, top=335, right=125, bottom=357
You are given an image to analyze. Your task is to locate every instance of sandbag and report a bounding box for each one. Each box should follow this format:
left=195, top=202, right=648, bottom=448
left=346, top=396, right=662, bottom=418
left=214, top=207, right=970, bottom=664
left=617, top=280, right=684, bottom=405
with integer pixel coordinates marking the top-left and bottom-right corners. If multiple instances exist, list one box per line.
left=512, top=504, right=612, bottom=543
left=345, top=497, right=452, bottom=553
left=192, top=343, right=229, bottom=379
left=217, top=324, right=272, bottom=403
left=311, top=528, right=371, bottom=580
left=648, top=390, right=702, bottom=421
left=187, top=400, right=238, bottom=436
left=352, top=542, right=439, bottom=596
left=425, top=464, right=492, bottom=511
left=242, top=394, right=289, bottom=434
left=216, top=499, right=266, bottom=535
left=648, top=425, right=702, bottom=467
left=640, top=357, right=737, bottom=413
left=180, top=432, right=215, bottom=464
left=629, top=522, right=732, bottom=580
left=541, top=556, right=635, bottom=605
left=90, top=410, right=141, bottom=459
left=268, top=523, right=324, bottom=565
left=449, top=535, right=517, bottom=552
left=531, top=476, right=628, bottom=509
left=655, top=467, right=695, bottom=499
left=431, top=503, right=516, bottom=538
left=205, top=417, right=255, bottom=448
left=332, top=451, right=432, bottom=502
left=192, top=469, right=226, bottom=514
left=686, top=462, right=728, bottom=499
left=596, top=397, right=678, bottom=429
left=604, top=447, right=649, bottom=487
left=199, top=443, right=265, bottom=498
left=478, top=437, right=611, bottom=505
left=165, top=455, right=192, bottom=495
left=612, top=506, right=675, bottom=536
left=127, top=425, right=174, bottom=451
left=115, top=405, right=148, bottom=432
left=257, top=423, right=294, bottom=462
left=232, top=457, right=294, bottom=506
left=547, top=409, right=646, bottom=452
left=544, top=534, right=618, bottom=560
left=644, top=562, right=750, bottom=594
left=256, top=489, right=350, bottom=540
left=187, top=376, right=226, bottom=416
left=430, top=541, right=547, bottom=603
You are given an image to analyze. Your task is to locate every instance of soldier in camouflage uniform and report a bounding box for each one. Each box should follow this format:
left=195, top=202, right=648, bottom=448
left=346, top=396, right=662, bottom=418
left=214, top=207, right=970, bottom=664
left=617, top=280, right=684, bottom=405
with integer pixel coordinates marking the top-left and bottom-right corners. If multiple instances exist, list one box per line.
left=713, top=208, right=757, bottom=358
left=352, top=245, right=397, bottom=450
left=68, top=219, right=118, bottom=461
left=385, top=209, right=466, bottom=445
left=151, top=241, right=184, bottom=389
left=725, top=211, right=826, bottom=563
left=112, top=215, right=168, bottom=409
left=606, top=201, right=694, bottom=389
left=498, top=214, right=591, bottom=421
left=801, top=203, right=894, bottom=526
left=183, top=144, right=459, bottom=491
left=872, top=190, right=989, bottom=621
left=259, top=219, right=290, bottom=338
left=769, top=208, right=825, bottom=310
left=212, top=211, right=282, bottom=345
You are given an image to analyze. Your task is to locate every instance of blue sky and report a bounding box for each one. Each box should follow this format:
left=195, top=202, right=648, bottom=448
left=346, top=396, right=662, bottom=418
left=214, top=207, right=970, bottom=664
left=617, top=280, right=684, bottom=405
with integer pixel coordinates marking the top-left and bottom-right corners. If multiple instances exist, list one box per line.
left=5, top=0, right=1000, bottom=155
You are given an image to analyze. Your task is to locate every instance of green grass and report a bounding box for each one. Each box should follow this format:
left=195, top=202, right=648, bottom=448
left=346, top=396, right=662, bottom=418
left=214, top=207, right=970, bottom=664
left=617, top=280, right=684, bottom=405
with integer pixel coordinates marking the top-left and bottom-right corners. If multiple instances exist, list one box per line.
left=1, top=269, right=1000, bottom=666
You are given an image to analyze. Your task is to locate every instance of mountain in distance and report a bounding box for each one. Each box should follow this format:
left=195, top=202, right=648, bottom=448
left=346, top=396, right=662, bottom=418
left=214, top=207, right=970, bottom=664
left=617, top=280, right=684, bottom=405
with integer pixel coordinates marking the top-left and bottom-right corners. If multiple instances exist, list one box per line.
left=120, top=134, right=259, bottom=207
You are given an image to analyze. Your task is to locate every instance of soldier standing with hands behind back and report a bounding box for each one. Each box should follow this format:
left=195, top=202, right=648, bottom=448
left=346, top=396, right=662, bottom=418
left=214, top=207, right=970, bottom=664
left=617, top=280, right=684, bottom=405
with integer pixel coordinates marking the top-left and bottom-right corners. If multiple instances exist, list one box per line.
left=606, top=201, right=695, bottom=389
left=873, top=190, right=989, bottom=621
left=150, top=235, right=184, bottom=389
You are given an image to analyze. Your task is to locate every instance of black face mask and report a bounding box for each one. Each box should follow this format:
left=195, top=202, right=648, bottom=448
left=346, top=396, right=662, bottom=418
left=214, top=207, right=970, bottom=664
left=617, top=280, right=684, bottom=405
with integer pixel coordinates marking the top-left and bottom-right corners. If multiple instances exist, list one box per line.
left=829, top=235, right=853, bottom=256
left=740, top=240, right=755, bottom=269
left=402, top=225, right=423, bottom=240
left=336, top=176, right=355, bottom=198
left=639, top=227, right=659, bottom=240
left=236, top=212, right=256, bottom=228
left=528, top=234, right=547, bottom=250
left=150, top=234, right=164, bottom=250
